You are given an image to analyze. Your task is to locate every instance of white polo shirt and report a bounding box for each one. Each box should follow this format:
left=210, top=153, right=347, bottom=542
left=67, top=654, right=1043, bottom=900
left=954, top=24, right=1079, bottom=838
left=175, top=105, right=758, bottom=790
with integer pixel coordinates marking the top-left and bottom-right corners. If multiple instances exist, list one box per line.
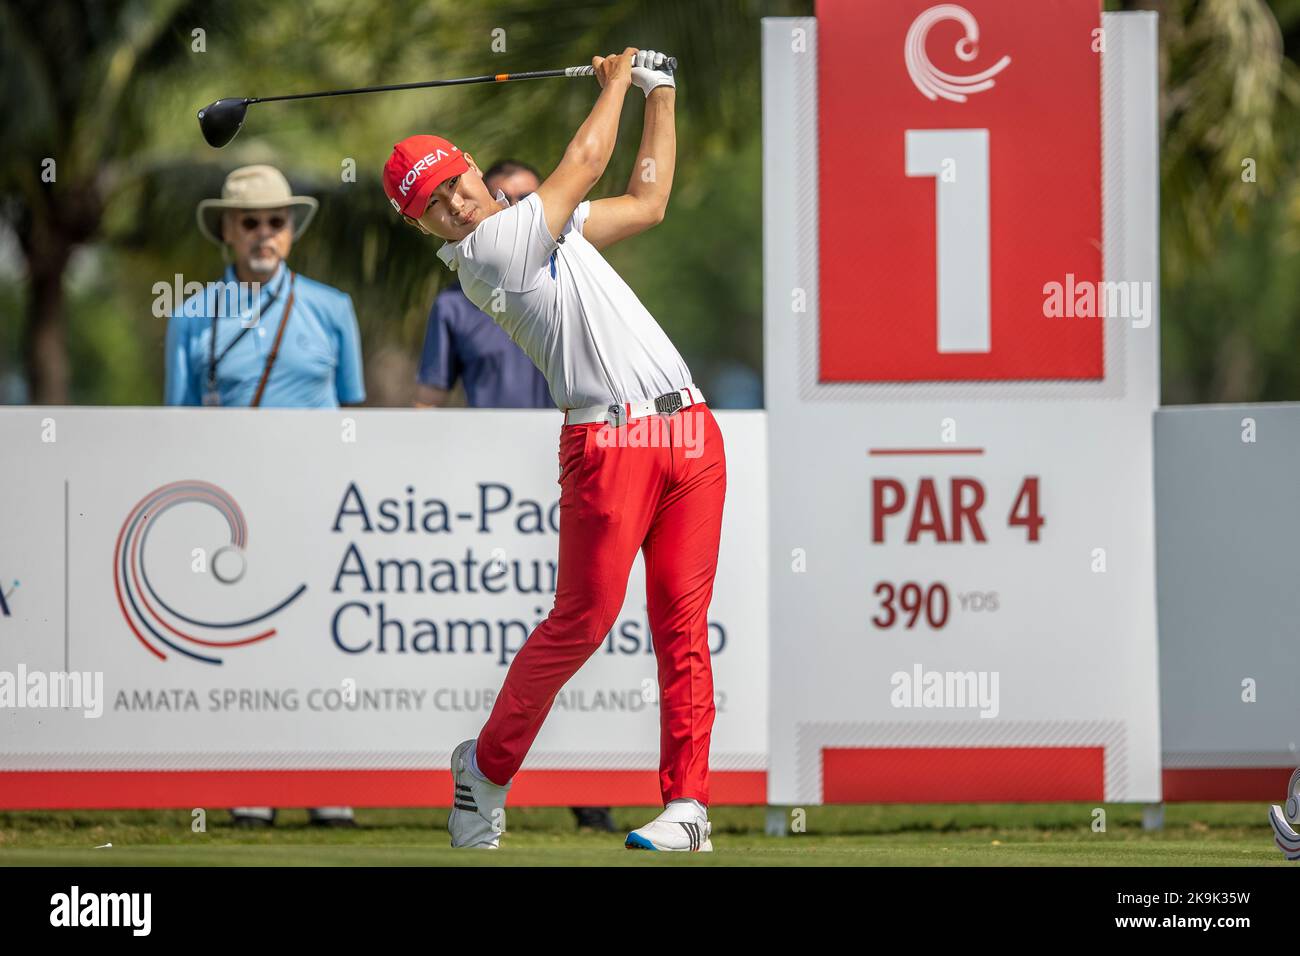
left=435, top=192, right=695, bottom=411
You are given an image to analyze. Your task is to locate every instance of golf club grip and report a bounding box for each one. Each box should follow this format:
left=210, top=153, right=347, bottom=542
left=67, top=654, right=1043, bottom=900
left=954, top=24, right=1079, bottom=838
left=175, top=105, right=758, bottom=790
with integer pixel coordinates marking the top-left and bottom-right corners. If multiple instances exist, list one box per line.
left=565, top=55, right=678, bottom=78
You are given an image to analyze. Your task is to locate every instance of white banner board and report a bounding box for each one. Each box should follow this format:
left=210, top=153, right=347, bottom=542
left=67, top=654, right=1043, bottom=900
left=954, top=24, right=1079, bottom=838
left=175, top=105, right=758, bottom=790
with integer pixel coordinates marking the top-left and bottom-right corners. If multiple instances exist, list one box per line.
left=1156, top=404, right=1300, bottom=801
left=0, top=409, right=767, bottom=807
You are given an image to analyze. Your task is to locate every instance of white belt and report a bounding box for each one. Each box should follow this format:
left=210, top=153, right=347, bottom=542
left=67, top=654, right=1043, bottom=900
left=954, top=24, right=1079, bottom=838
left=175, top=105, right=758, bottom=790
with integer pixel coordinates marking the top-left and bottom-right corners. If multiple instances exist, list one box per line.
left=563, top=386, right=705, bottom=427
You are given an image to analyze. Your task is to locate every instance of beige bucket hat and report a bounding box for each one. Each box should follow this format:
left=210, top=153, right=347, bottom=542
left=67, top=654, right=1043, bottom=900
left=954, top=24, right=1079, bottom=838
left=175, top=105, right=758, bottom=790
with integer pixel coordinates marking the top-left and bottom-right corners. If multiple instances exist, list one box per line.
left=197, top=164, right=318, bottom=245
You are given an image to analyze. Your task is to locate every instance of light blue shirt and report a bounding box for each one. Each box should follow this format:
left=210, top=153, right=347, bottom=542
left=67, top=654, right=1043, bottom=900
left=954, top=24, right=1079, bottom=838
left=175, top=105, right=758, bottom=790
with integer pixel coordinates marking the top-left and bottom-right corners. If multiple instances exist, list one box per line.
left=164, top=264, right=365, bottom=408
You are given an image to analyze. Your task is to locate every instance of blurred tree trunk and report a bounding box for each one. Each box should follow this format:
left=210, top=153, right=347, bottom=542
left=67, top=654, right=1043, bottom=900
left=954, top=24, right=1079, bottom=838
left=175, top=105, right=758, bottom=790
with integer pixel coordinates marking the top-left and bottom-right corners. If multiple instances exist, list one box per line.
left=18, top=183, right=103, bottom=404
left=1211, top=329, right=1259, bottom=401
left=23, top=238, right=72, bottom=405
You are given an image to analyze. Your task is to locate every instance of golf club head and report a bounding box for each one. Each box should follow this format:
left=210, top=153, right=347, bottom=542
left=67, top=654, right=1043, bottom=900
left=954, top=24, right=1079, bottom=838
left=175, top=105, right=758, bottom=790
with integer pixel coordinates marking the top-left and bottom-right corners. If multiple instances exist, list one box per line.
left=197, top=98, right=250, bottom=148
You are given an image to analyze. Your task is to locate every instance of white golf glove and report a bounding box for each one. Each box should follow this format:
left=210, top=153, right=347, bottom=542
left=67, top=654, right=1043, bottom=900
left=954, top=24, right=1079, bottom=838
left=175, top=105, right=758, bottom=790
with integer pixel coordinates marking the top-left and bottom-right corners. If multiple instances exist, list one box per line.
left=630, top=49, right=675, bottom=98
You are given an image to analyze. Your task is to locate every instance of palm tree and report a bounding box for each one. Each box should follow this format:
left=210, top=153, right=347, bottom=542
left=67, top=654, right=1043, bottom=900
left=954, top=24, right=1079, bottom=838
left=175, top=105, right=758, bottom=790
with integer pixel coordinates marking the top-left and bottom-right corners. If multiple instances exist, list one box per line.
left=0, top=0, right=231, bottom=402
left=1148, top=0, right=1296, bottom=275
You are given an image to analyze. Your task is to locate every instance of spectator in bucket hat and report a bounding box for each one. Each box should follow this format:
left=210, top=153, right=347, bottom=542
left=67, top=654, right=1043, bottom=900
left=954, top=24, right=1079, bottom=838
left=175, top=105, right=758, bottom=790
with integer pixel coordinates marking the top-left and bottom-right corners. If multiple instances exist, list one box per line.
left=164, top=163, right=364, bottom=828
left=165, top=164, right=365, bottom=410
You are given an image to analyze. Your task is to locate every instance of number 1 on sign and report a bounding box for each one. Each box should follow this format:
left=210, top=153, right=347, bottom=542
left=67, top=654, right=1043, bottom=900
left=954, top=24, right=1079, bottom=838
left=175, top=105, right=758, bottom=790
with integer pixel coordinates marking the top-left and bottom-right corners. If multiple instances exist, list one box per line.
left=905, top=129, right=991, bottom=354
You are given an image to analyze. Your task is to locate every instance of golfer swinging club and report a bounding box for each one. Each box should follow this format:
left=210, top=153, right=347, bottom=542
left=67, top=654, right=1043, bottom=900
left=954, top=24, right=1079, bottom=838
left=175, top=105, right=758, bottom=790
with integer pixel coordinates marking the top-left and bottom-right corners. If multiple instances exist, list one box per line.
left=383, top=48, right=726, bottom=851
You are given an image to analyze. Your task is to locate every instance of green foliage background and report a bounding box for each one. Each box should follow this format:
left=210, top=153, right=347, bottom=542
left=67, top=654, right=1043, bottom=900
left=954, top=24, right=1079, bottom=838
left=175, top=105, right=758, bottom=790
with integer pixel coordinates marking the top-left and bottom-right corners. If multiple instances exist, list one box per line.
left=1, top=0, right=1298, bottom=406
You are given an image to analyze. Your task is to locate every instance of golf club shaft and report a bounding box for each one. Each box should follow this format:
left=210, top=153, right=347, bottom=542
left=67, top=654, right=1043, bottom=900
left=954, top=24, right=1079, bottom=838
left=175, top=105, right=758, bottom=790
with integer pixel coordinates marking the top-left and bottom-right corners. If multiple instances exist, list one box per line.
left=249, top=59, right=675, bottom=106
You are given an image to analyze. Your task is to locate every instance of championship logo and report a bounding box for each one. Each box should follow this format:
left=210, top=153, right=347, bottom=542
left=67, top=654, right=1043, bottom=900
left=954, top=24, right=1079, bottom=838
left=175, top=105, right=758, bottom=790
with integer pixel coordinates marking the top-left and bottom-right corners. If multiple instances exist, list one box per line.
left=113, top=480, right=306, bottom=664
left=905, top=4, right=1012, bottom=103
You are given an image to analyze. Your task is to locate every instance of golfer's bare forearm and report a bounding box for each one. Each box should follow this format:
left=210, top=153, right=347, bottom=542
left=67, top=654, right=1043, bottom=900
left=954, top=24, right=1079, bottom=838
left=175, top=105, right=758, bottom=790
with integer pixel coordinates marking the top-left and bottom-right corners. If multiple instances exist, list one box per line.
left=567, top=79, right=631, bottom=175
left=538, top=74, right=633, bottom=237
left=625, top=87, right=676, bottom=220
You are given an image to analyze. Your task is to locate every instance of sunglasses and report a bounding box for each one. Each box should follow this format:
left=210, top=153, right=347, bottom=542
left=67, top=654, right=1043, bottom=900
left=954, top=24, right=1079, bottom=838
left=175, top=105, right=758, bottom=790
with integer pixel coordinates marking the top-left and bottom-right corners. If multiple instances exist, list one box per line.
left=238, top=214, right=288, bottom=233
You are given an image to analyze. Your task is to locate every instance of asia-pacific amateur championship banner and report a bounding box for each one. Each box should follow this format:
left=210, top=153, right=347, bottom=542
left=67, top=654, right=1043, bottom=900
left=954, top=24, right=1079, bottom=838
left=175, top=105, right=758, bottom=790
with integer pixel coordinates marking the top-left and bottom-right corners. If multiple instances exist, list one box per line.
left=0, top=409, right=767, bottom=808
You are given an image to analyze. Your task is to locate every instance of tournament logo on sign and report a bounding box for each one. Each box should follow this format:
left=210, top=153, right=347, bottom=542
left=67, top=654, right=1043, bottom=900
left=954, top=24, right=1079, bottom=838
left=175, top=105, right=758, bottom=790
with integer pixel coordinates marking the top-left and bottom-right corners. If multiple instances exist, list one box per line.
left=904, top=4, right=1011, bottom=103
left=113, top=480, right=306, bottom=664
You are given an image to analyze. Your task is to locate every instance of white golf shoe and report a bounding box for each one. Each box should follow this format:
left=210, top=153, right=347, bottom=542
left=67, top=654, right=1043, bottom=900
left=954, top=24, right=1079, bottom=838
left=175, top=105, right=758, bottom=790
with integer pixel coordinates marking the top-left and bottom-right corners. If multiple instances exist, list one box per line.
left=625, top=799, right=712, bottom=852
left=448, top=739, right=510, bottom=849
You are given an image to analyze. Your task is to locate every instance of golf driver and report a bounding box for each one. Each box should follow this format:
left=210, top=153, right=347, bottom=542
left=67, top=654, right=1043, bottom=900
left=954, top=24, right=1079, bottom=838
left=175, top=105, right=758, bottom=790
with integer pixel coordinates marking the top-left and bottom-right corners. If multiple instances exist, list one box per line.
left=198, top=56, right=678, bottom=148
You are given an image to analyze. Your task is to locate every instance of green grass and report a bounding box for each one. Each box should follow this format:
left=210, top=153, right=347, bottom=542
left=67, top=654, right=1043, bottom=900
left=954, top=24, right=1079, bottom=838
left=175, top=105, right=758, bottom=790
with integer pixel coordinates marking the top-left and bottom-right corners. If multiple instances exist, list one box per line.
left=0, top=803, right=1285, bottom=866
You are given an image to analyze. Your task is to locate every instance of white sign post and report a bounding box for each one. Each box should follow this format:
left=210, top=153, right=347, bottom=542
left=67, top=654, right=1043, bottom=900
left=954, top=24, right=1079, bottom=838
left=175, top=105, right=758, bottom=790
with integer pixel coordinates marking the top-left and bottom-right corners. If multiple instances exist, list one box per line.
left=763, top=11, right=1162, bottom=805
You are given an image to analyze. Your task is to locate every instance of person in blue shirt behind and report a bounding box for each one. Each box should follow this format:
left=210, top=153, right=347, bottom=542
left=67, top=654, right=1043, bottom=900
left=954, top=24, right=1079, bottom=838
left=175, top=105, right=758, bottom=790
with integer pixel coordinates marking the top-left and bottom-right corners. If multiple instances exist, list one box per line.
left=414, top=159, right=618, bottom=835
left=165, top=165, right=362, bottom=829
left=166, top=164, right=365, bottom=410
left=414, top=160, right=552, bottom=410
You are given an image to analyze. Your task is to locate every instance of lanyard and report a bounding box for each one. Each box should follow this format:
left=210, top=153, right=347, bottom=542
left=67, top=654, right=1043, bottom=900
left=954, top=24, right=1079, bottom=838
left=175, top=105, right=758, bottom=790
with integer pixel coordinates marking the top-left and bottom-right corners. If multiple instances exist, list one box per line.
left=250, top=275, right=297, bottom=407
left=205, top=271, right=292, bottom=404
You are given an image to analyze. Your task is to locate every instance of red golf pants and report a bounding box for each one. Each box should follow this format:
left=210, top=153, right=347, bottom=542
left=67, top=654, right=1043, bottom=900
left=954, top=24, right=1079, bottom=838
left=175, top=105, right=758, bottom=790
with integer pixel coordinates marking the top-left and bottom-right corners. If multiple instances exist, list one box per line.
left=475, top=402, right=727, bottom=806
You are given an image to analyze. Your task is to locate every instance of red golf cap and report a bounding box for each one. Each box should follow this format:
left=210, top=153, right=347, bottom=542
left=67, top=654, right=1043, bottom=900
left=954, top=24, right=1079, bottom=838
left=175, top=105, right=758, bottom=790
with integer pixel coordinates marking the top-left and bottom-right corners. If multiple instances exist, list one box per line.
left=383, top=134, right=469, bottom=217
